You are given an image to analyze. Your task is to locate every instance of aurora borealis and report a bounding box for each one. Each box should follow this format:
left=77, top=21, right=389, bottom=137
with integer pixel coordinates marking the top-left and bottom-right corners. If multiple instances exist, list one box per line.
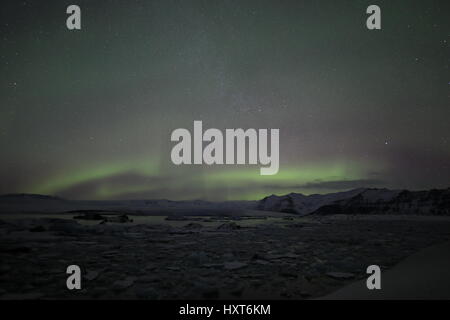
left=1, top=0, right=449, bottom=200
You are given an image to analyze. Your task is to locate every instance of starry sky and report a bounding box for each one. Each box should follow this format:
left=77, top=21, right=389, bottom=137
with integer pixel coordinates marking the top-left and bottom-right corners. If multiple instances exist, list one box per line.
left=0, top=0, right=449, bottom=200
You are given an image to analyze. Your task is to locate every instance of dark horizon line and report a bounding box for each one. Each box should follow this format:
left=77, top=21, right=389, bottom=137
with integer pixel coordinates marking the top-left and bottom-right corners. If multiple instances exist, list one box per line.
left=1, top=186, right=449, bottom=203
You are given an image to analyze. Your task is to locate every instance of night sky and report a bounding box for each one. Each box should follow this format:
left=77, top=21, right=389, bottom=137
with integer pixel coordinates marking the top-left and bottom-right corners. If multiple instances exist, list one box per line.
left=1, top=0, right=449, bottom=200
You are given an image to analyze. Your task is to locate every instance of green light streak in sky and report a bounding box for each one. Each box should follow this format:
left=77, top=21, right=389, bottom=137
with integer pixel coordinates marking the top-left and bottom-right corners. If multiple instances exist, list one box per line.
left=201, top=161, right=376, bottom=200
left=31, top=159, right=159, bottom=195
left=30, top=158, right=380, bottom=200
left=206, top=161, right=366, bottom=185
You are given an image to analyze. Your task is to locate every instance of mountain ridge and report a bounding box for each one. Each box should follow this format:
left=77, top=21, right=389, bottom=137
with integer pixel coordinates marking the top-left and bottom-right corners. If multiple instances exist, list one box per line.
left=1, top=187, right=449, bottom=216
left=258, top=187, right=450, bottom=216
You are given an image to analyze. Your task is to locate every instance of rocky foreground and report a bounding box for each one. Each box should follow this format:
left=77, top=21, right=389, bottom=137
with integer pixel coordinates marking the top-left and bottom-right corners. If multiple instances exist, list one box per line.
left=1, top=215, right=450, bottom=299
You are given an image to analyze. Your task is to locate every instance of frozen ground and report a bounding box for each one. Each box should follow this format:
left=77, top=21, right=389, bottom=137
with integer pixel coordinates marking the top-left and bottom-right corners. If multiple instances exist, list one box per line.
left=323, top=240, right=450, bottom=299
left=1, top=213, right=450, bottom=299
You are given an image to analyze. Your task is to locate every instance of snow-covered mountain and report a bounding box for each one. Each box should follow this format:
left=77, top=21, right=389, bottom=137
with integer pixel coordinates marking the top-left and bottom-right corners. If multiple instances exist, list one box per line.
left=257, top=187, right=450, bottom=216
left=1, top=188, right=449, bottom=216
left=312, top=188, right=450, bottom=216
left=257, top=188, right=366, bottom=215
